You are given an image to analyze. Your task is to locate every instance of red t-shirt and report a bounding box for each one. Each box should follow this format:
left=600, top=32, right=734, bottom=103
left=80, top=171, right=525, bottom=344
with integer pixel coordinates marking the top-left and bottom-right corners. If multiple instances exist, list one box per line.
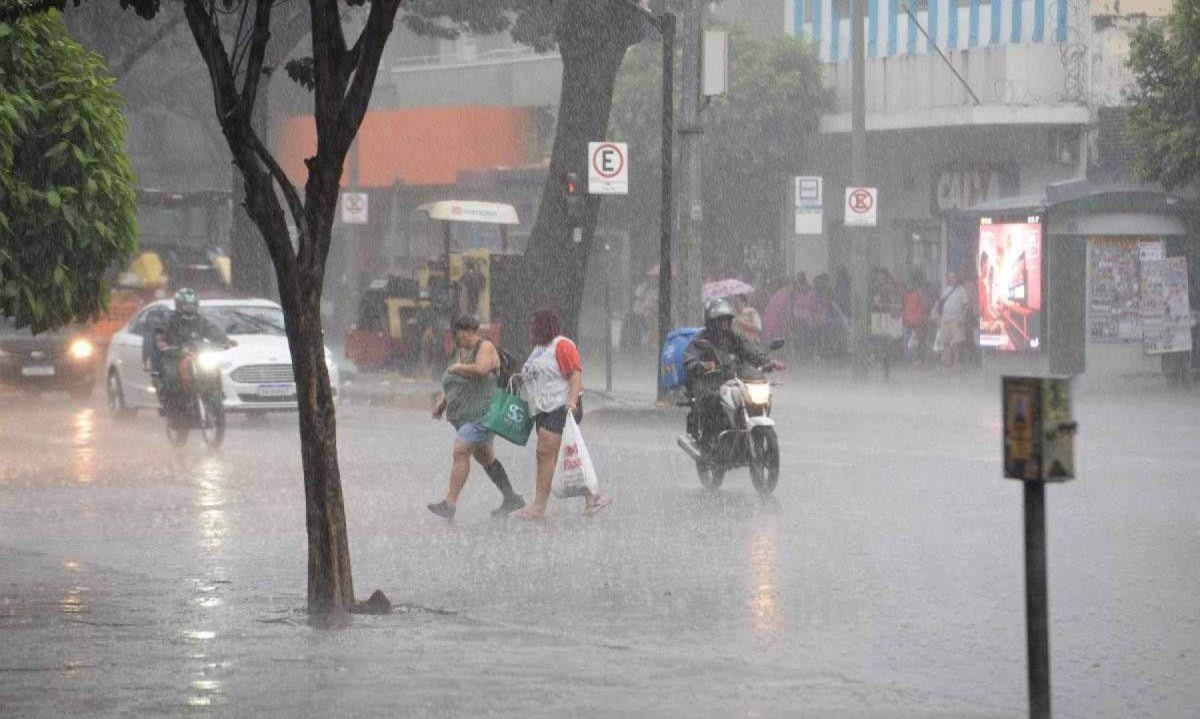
left=903, top=290, right=927, bottom=328
left=555, top=337, right=582, bottom=376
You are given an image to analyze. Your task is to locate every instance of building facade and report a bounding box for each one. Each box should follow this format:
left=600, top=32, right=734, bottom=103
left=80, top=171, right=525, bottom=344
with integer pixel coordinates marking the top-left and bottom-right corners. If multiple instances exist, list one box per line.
left=718, top=0, right=1194, bottom=377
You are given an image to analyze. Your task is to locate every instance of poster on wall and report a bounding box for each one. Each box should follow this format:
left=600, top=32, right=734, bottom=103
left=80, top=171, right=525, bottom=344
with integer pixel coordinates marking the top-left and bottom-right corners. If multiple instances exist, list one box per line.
left=978, top=218, right=1043, bottom=351
left=1141, top=257, right=1193, bottom=354
left=1087, top=238, right=1141, bottom=342
left=1087, top=238, right=1164, bottom=343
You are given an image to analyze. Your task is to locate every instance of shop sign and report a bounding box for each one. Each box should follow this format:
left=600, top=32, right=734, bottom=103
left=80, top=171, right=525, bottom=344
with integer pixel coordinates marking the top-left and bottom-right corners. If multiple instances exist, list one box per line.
left=935, top=168, right=999, bottom=212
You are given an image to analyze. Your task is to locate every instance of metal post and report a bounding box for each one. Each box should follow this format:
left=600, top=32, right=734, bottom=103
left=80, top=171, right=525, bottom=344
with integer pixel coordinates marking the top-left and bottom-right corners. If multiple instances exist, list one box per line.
left=850, top=0, right=871, bottom=369
left=656, top=12, right=676, bottom=401
left=676, top=0, right=704, bottom=328
left=604, top=243, right=614, bottom=393
left=1024, top=481, right=1052, bottom=719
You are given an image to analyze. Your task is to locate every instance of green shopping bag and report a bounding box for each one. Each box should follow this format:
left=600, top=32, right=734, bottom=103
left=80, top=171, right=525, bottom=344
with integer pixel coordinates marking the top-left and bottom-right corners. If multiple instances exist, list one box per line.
left=480, top=387, right=534, bottom=446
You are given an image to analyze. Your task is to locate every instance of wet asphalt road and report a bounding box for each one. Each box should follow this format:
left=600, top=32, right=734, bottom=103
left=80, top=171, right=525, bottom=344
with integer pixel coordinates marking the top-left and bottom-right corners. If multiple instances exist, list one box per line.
left=1, top=375, right=1199, bottom=717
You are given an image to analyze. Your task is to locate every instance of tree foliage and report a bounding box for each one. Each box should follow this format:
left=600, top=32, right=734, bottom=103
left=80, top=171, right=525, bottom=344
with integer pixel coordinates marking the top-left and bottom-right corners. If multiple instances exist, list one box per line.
left=0, top=9, right=136, bottom=331
left=1126, top=0, right=1200, bottom=190
left=609, top=27, right=830, bottom=276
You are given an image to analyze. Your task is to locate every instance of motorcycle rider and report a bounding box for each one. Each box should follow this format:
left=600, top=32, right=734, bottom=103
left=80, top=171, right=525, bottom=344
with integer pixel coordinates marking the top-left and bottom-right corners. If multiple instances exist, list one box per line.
left=683, top=298, right=779, bottom=451
left=143, top=288, right=235, bottom=413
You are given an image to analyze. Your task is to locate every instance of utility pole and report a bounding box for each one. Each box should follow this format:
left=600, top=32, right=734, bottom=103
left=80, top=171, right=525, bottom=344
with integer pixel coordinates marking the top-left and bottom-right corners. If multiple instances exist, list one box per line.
left=675, top=0, right=704, bottom=327
left=850, top=0, right=871, bottom=366
left=655, top=10, right=675, bottom=401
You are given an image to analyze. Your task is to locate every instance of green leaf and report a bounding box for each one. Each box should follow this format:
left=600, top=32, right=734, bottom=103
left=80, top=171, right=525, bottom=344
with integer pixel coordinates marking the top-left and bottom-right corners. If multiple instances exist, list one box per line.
left=45, top=189, right=61, bottom=208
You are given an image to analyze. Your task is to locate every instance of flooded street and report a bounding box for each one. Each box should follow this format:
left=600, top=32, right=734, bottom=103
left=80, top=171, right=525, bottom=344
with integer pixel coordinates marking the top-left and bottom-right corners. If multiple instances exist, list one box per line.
left=2, top=376, right=1199, bottom=717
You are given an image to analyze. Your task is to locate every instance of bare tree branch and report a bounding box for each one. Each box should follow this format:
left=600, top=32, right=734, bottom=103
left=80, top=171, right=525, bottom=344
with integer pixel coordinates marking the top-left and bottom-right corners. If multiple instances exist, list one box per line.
left=240, top=0, right=274, bottom=118
left=334, top=0, right=403, bottom=157
left=247, top=128, right=307, bottom=254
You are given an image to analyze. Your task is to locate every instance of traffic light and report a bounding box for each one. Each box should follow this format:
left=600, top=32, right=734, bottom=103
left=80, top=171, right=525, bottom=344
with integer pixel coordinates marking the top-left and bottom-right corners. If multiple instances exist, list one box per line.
left=564, top=172, right=585, bottom=226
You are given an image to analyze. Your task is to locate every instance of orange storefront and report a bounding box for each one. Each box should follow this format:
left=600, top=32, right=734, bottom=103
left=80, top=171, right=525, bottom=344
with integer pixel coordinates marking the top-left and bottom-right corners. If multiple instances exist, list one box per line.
left=275, top=105, right=537, bottom=188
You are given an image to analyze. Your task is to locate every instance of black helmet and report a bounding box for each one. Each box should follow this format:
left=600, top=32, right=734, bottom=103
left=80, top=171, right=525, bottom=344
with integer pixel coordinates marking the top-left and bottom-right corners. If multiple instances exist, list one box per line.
left=173, top=288, right=199, bottom=317
left=704, top=298, right=735, bottom=323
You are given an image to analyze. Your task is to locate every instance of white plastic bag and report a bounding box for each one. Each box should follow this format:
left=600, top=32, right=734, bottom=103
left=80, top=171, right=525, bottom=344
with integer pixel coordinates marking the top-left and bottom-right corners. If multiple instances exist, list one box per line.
left=551, top=413, right=599, bottom=499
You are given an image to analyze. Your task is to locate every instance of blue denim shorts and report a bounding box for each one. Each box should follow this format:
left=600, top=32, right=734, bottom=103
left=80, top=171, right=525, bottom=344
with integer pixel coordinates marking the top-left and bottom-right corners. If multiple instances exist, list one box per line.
left=454, top=420, right=494, bottom=446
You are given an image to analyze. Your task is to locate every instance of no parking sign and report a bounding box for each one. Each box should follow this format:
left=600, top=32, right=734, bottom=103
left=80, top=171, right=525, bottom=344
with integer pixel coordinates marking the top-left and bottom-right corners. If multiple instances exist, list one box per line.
left=844, top=186, right=877, bottom=227
left=588, top=142, right=628, bottom=195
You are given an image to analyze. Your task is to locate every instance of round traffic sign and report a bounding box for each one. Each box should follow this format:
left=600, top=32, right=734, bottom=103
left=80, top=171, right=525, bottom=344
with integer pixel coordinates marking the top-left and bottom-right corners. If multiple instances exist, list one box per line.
left=591, top=143, right=625, bottom=179
left=848, top=188, right=874, bottom=213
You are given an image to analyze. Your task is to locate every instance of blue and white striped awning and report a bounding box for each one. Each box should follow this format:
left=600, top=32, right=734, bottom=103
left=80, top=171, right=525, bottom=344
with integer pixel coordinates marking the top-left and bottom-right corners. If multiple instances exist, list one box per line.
left=789, top=0, right=1070, bottom=62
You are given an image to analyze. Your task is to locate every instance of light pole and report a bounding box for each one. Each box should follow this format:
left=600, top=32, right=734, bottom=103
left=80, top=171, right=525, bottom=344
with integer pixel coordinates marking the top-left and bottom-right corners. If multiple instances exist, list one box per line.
left=850, top=0, right=871, bottom=369
left=675, top=0, right=704, bottom=329
left=606, top=0, right=678, bottom=401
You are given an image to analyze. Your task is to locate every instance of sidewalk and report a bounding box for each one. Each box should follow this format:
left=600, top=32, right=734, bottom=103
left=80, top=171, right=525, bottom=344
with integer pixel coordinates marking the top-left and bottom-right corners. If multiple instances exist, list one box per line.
left=336, top=346, right=1196, bottom=413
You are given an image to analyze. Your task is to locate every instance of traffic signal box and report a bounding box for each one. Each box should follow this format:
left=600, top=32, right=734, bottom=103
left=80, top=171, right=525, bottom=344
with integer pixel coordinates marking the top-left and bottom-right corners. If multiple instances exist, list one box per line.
left=1002, top=376, right=1077, bottom=482
left=564, top=172, right=585, bottom=226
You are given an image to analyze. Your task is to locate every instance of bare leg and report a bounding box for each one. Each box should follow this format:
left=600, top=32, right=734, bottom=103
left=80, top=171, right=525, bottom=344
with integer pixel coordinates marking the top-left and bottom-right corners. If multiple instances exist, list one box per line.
left=444, top=440, right=473, bottom=506
left=514, top=427, right=560, bottom=520
left=471, top=442, right=495, bottom=468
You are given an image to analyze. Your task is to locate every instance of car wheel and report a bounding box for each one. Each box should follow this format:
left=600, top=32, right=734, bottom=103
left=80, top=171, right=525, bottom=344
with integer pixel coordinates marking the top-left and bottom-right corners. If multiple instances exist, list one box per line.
left=106, top=370, right=136, bottom=420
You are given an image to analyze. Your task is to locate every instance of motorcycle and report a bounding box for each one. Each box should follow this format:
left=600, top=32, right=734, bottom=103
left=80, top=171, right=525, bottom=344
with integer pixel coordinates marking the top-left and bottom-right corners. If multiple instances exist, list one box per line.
left=156, top=339, right=229, bottom=448
left=676, top=338, right=784, bottom=498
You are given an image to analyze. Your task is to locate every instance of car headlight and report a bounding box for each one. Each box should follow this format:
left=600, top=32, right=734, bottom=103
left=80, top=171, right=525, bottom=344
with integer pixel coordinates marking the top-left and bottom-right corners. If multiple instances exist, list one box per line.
left=745, top=382, right=772, bottom=405
left=196, top=351, right=223, bottom=372
left=68, top=339, right=94, bottom=360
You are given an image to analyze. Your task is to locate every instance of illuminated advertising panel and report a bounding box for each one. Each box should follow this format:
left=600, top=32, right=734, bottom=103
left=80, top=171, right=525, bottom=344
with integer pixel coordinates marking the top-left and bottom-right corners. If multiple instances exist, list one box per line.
left=978, top=217, right=1043, bottom=352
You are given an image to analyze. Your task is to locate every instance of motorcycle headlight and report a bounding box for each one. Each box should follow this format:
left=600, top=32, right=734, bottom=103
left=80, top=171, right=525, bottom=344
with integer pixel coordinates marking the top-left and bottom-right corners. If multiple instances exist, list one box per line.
left=196, top=351, right=223, bottom=372
left=68, top=338, right=94, bottom=360
left=745, top=382, right=772, bottom=405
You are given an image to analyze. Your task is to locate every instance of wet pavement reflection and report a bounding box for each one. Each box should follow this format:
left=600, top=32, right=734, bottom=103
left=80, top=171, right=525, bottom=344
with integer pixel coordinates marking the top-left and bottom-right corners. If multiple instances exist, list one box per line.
left=2, top=380, right=1200, bottom=717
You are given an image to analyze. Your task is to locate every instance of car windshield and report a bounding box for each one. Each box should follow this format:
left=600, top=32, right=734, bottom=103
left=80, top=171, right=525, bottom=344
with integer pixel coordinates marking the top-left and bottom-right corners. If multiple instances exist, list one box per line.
left=201, top=306, right=286, bottom=336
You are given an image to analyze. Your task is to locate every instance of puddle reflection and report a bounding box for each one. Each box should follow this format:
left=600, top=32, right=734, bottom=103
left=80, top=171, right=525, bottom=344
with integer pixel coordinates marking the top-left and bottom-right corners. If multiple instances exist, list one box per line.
left=69, top=408, right=96, bottom=484
left=184, top=456, right=231, bottom=709
left=59, top=586, right=87, bottom=615
left=195, top=456, right=227, bottom=552
left=748, top=522, right=784, bottom=642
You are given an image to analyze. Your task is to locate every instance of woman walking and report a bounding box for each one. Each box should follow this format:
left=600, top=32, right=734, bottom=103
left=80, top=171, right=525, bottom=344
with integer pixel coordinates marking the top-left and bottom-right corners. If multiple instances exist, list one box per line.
left=513, top=309, right=612, bottom=520
left=937, top=272, right=969, bottom=368
left=427, top=314, right=525, bottom=519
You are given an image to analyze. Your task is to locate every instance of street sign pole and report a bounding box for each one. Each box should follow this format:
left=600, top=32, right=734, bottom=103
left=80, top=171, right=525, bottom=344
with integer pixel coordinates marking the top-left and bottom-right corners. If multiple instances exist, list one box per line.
left=604, top=243, right=614, bottom=393
left=1024, top=480, right=1052, bottom=719
left=1002, top=376, right=1076, bottom=719
left=657, top=12, right=676, bottom=401
left=850, top=0, right=870, bottom=373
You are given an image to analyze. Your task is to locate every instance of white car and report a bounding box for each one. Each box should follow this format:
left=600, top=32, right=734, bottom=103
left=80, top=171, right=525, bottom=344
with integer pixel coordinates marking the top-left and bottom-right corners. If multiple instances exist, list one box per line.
left=104, top=298, right=339, bottom=417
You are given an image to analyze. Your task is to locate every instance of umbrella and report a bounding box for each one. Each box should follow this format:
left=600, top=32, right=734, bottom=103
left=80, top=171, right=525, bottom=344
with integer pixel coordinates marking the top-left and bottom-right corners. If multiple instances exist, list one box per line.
left=703, top=278, right=755, bottom=300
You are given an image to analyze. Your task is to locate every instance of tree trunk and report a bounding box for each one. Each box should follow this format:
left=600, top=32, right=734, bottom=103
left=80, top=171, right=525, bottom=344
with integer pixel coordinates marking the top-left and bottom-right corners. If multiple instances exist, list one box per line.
left=239, top=148, right=353, bottom=620
left=284, top=281, right=353, bottom=619
left=518, top=1, right=642, bottom=340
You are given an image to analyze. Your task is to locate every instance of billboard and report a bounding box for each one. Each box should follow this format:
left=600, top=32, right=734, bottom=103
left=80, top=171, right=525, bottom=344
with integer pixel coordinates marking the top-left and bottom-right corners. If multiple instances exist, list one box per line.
left=978, top=218, right=1043, bottom=351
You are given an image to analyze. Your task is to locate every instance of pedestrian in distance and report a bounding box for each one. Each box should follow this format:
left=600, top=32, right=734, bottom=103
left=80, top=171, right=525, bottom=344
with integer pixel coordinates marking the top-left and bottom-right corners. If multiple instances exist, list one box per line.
left=731, top=293, right=762, bottom=344
left=936, top=271, right=970, bottom=369
left=512, top=309, right=612, bottom=520
left=902, top=270, right=930, bottom=364
left=427, top=314, right=525, bottom=520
